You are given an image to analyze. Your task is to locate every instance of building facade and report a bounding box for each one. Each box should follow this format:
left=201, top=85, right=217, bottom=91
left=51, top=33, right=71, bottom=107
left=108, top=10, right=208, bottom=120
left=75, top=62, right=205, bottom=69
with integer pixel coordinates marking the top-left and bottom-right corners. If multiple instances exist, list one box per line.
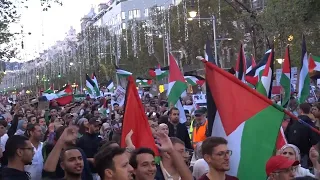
left=83, top=0, right=173, bottom=34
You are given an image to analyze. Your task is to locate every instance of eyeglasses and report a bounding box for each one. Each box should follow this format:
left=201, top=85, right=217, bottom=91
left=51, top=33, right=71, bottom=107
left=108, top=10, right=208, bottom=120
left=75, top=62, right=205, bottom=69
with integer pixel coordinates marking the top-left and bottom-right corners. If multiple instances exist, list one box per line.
left=214, top=150, right=232, bottom=157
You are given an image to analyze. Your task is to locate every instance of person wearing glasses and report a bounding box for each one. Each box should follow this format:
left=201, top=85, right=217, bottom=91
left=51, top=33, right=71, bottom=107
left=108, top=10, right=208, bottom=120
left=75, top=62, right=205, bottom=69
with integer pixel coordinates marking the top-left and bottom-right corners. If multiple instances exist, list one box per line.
left=2, top=135, right=34, bottom=180
left=266, top=155, right=299, bottom=180
left=198, top=137, right=238, bottom=180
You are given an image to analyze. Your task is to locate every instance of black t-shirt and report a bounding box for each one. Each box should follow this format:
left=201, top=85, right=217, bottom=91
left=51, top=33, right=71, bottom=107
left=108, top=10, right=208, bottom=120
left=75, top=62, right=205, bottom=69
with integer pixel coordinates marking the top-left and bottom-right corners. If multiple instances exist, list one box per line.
left=2, top=167, right=31, bottom=180
left=42, top=148, right=93, bottom=180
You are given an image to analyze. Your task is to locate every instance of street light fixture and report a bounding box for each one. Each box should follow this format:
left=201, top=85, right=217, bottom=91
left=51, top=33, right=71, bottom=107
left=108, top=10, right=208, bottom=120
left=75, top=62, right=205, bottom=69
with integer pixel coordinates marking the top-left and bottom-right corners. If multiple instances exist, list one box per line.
left=189, top=11, right=197, bottom=18
left=69, top=62, right=74, bottom=66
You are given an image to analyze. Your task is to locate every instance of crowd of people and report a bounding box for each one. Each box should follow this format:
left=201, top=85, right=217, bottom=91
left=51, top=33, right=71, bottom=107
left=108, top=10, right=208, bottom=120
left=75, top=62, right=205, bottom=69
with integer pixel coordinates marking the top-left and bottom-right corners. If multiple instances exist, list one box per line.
left=0, top=93, right=318, bottom=180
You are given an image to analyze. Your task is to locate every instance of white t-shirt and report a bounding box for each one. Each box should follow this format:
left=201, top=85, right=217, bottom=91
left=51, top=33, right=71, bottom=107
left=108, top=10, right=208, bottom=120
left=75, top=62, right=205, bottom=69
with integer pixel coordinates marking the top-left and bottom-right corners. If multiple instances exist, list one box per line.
left=192, top=159, right=209, bottom=179
left=0, top=134, right=8, bottom=152
left=25, top=142, right=43, bottom=180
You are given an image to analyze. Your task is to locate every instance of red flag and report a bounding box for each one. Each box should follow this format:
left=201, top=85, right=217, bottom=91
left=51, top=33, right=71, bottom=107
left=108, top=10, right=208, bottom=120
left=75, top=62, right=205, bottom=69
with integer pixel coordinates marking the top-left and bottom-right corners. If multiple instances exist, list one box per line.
left=121, top=76, right=159, bottom=155
left=55, top=95, right=73, bottom=106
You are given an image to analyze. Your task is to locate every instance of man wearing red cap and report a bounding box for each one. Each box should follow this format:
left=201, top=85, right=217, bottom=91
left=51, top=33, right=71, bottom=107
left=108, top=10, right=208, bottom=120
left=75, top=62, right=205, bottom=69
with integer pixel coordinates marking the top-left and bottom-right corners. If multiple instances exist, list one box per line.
left=266, top=155, right=300, bottom=180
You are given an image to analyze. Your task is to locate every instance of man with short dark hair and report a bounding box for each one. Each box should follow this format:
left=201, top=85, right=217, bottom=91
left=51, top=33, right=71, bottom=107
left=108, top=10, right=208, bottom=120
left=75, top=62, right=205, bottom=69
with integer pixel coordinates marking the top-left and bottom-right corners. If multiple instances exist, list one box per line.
left=2, top=135, right=34, bottom=180
left=0, top=120, right=8, bottom=154
left=60, top=147, right=84, bottom=180
left=285, top=103, right=319, bottom=168
left=199, top=137, right=238, bottom=180
left=77, top=117, right=102, bottom=172
left=129, top=148, right=157, bottom=180
left=94, top=147, right=133, bottom=180
left=24, top=124, right=44, bottom=180
left=167, top=107, right=192, bottom=149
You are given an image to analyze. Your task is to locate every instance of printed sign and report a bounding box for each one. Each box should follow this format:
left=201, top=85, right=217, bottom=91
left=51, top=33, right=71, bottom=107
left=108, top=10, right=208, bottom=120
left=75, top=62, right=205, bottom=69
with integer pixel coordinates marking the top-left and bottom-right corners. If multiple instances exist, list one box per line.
left=112, top=86, right=126, bottom=106
left=192, top=94, right=206, bottom=104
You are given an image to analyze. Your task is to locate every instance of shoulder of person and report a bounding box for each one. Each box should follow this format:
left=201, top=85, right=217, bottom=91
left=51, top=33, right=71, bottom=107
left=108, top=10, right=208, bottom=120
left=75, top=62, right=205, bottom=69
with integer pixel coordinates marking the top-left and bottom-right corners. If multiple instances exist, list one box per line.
left=226, top=175, right=239, bottom=180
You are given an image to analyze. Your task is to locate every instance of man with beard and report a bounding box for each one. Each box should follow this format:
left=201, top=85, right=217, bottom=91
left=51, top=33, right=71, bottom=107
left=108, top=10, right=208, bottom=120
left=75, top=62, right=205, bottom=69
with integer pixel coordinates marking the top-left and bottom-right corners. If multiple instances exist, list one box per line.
left=24, top=124, right=44, bottom=180
left=77, top=117, right=102, bottom=173
left=2, top=135, right=34, bottom=180
left=167, top=107, right=192, bottom=149
left=43, top=126, right=93, bottom=180
left=199, top=137, right=238, bottom=180
left=59, top=147, right=84, bottom=180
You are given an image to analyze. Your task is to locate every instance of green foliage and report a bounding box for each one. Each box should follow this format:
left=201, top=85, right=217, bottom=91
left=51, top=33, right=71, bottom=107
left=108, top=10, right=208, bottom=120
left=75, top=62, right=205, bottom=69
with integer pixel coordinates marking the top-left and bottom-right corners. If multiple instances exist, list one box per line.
left=258, top=0, right=320, bottom=66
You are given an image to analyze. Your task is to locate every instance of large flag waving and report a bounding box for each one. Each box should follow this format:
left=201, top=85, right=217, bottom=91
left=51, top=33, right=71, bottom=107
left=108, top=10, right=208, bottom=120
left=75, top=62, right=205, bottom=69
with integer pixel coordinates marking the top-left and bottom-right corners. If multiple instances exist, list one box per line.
left=309, top=54, right=320, bottom=72
left=116, top=65, right=132, bottom=78
left=149, top=65, right=169, bottom=81
left=256, top=49, right=274, bottom=98
left=246, top=49, right=271, bottom=86
left=167, top=54, right=187, bottom=123
left=298, top=35, right=310, bottom=104
left=92, top=73, right=101, bottom=96
left=235, top=44, right=246, bottom=82
left=86, top=74, right=98, bottom=97
left=280, top=46, right=291, bottom=107
left=202, top=57, right=284, bottom=179
left=246, top=55, right=256, bottom=74
left=121, top=76, right=159, bottom=156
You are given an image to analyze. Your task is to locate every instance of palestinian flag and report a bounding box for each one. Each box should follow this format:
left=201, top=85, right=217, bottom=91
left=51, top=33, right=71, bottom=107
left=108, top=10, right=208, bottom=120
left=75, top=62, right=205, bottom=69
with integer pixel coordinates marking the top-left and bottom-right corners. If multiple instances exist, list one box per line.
left=235, top=44, right=246, bottom=82
left=91, top=73, right=101, bottom=96
left=55, top=95, right=73, bottom=106
left=309, top=54, right=320, bottom=72
left=85, top=74, right=94, bottom=95
left=280, top=46, right=291, bottom=107
left=121, top=76, right=159, bottom=157
left=149, top=65, right=169, bottom=81
left=184, top=75, right=205, bottom=86
left=168, top=54, right=187, bottom=123
left=246, top=54, right=256, bottom=74
left=298, top=35, right=310, bottom=104
left=106, top=80, right=114, bottom=91
left=136, top=77, right=152, bottom=86
left=204, top=39, right=218, bottom=137
left=56, top=84, right=73, bottom=97
left=99, top=98, right=109, bottom=117
left=116, top=65, right=132, bottom=77
left=256, top=49, right=274, bottom=98
left=245, top=49, right=272, bottom=86
left=86, top=74, right=99, bottom=97
left=203, top=59, right=284, bottom=180
left=44, top=84, right=54, bottom=94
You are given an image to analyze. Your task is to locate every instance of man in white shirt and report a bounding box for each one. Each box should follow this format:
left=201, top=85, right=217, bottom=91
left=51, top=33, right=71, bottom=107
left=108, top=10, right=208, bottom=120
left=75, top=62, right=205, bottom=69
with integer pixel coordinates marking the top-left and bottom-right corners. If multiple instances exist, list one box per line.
left=24, top=124, right=44, bottom=180
left=0, top=120, right=8, bottom=153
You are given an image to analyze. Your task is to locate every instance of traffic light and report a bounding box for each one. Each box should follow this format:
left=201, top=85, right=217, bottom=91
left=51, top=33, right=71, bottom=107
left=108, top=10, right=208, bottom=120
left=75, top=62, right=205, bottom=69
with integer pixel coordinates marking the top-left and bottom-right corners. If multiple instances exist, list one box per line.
left=58, top=73, right=61, bottom=78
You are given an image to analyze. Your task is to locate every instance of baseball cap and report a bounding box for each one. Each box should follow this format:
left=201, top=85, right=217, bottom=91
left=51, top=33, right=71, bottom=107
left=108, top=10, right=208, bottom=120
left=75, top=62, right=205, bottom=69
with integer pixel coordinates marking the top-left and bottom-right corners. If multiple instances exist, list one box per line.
left=266, top=155, right=299, bottom=176
left=0, top=115, right=5, bottom=121
left=194, top=109, right=204, bottom=116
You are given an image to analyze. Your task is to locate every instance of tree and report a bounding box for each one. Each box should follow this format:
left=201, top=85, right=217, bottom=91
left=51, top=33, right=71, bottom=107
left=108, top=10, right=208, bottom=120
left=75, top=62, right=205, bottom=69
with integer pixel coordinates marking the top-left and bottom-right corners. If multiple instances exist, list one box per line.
left=258, top=0, right=320, bottom=66
left=0, top=0, right=62, bottom=61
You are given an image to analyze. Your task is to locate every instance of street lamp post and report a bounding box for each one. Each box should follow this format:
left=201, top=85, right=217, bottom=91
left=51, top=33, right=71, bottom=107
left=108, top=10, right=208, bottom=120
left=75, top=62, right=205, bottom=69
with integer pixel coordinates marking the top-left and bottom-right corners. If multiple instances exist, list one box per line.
left=188, top=13, right=218, bottom=66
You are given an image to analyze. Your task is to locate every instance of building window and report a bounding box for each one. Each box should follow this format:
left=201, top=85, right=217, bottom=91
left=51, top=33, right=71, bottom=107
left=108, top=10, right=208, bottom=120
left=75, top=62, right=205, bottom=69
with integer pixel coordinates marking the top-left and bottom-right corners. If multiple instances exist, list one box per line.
left=133, top=9, right=140, bottom=18
left=122, top=22, right=126, bottom=29
left=121, top=11, right=126, bottom=20
left=128, top=10, right=133, bottom=19
left=144, top=8, right=149, bottom=17
left=117, top=13, right=121, bottom=22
